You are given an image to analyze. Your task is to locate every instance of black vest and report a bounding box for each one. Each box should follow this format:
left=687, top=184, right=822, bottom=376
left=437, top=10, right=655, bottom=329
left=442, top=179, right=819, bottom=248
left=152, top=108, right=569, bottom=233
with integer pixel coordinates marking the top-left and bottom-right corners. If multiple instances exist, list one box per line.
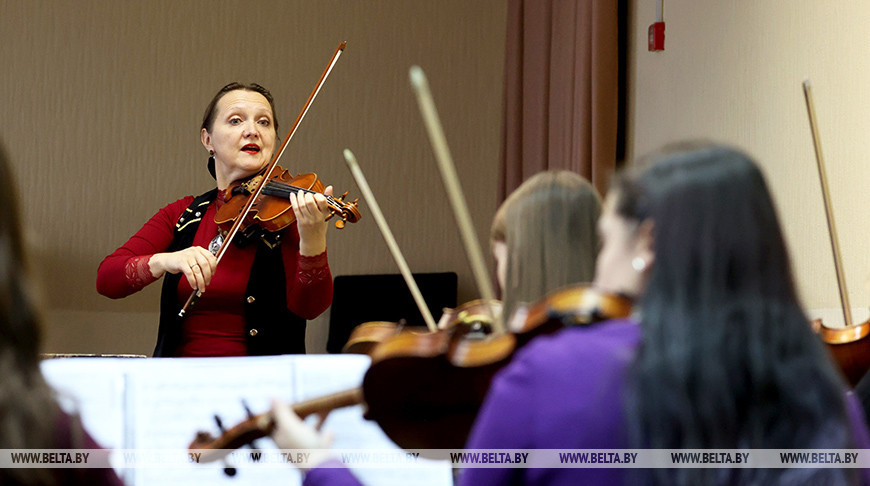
left=152, top=189, right=307, bottom=357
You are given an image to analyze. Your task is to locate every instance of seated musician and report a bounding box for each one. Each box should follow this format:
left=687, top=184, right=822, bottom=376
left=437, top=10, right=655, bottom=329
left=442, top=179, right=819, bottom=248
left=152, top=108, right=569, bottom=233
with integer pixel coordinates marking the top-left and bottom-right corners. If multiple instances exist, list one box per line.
left=489, top=170, right=601, bottom=327
left=271, top=142, right=870, bottom=485
left=97, top=83, right=334, bottom=357
left=0, top=140, right=122, bottom=485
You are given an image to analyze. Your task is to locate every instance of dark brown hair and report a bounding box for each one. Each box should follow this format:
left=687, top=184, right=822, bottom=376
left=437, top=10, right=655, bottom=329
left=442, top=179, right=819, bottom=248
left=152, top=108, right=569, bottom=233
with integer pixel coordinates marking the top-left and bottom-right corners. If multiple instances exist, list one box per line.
left=0, top=140, right=68, bottom=485
left=200, top=82, right=280, bottom=133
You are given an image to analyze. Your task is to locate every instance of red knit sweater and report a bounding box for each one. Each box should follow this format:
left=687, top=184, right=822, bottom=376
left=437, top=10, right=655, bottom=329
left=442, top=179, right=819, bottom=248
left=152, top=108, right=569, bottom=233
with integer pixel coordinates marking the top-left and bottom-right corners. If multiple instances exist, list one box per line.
left=97, top=192, right=333, bottom=357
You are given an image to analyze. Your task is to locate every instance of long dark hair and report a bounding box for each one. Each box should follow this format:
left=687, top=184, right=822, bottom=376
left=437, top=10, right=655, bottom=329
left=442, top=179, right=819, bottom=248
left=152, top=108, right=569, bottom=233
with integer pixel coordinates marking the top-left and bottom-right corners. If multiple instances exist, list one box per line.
left=619, top=143, right=855, bottom=484
left=0, top=140, right=67, bottom=485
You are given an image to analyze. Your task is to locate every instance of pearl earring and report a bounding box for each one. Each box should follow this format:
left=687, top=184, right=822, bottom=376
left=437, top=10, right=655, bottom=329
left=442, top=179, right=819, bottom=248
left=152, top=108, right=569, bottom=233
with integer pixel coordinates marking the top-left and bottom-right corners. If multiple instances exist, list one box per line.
left=631, top=257, right=647, bottom=272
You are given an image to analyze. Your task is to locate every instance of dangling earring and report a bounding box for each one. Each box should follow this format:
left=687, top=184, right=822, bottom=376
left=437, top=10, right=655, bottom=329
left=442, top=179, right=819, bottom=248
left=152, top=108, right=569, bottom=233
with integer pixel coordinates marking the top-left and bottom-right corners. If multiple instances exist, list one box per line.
left=207, top=150, right=216, bottom=180
left=631, top=257, right=647, bottom=272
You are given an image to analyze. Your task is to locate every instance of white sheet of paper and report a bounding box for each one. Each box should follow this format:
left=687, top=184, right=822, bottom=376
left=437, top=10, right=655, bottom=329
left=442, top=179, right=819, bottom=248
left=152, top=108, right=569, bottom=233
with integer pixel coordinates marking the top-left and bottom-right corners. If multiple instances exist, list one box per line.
left=41, top=355, right=453, bottom=486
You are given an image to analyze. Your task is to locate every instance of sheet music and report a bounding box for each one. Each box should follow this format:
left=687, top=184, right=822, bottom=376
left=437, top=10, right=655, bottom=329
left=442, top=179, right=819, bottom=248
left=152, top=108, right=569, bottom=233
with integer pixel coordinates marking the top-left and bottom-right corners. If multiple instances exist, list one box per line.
left=41, top=358, right=139, bottom=484
left=41, top=358, right=136, bottom=450
left=126, top=356, right=299, bottom=485
left=40, top=355, right=452, bottom=486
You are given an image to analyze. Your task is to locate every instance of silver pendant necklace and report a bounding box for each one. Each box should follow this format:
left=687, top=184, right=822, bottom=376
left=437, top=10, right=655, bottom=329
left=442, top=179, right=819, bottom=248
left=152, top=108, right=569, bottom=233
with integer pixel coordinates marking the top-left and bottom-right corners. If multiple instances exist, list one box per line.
left=209, top=233, right=225, bottom=255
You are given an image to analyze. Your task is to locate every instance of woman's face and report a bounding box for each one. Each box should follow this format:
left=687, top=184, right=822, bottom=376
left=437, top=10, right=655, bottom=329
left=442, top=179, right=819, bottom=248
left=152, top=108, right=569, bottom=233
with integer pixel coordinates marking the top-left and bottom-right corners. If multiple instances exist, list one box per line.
left=492, top=240, right=508, bottom=292
left=593, top=192, right=653, bottom=299
left=201, top=89, right=277, bottom=189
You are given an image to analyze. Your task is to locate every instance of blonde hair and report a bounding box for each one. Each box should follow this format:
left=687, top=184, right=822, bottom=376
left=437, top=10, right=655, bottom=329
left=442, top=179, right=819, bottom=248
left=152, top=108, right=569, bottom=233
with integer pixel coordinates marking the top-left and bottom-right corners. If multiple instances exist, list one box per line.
left=491, top=171, right=601, bottom=320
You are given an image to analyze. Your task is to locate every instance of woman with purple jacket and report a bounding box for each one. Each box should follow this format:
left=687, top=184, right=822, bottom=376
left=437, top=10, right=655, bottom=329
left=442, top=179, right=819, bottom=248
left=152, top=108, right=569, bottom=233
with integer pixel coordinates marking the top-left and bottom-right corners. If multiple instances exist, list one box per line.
left=272, top=142, right=870, bottom=485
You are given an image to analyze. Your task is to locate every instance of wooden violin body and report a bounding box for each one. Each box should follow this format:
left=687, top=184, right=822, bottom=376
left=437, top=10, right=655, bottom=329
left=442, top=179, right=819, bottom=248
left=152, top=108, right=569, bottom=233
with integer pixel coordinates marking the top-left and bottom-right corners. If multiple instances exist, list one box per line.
left=216, top=167, right=361, bottom=238
left=341, top=300, right=502, bottom=355
left=437, top=299, right=502, bottom=335
left=357, top=285, right=630, bottom=450
left=516, top=286, right=633, bottom=343
left=342, top=321, right=405, bottom=355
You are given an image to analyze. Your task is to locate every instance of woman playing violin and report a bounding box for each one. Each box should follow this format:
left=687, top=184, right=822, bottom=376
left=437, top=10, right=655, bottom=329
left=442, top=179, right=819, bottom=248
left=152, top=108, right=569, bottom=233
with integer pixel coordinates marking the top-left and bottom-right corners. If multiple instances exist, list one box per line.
left=97, top=83, right=334, bottom=357
left=271, top=143, right=870, bottom=485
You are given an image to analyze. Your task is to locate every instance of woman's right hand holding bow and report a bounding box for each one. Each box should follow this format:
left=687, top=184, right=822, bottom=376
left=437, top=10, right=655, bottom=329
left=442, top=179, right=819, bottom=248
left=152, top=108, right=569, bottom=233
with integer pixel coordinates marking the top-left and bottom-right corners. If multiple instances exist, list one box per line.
left=149, top=246, right=217, bottom=292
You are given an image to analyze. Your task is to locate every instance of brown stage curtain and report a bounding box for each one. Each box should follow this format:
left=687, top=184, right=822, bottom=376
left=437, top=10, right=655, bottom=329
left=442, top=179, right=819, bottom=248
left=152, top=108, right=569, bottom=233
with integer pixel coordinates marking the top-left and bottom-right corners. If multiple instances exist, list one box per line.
left=499, top=0, right=620, bottom=201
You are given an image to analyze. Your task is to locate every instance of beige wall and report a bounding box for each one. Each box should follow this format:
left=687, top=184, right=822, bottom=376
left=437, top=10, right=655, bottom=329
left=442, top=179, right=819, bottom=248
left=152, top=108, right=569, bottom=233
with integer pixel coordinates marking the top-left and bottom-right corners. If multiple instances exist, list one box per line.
left=13, top=0, right=860, bottom=355
left=0, top=1, right=506, bottom=355
left=629, top=0, right=870, bottom=324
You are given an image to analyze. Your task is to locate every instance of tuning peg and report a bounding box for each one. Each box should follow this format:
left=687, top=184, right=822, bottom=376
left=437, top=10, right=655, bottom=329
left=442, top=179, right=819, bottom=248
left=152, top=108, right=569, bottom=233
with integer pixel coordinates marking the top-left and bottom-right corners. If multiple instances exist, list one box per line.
left=335, top=220, right=346, bottom=229
left=239, top=400, right=263, bottom=463
left=214, top=415, right=237, bottom=477
left=339, top=191, right=349, bottom=201
left=242, top=400, right=255, bottom=419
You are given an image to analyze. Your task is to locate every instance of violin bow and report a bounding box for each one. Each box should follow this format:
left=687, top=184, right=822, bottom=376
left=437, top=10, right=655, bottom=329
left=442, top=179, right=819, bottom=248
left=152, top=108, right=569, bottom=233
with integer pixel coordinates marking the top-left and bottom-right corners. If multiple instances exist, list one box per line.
left=408, top=66, right=503, bottom=334
left=342, top=149, right=438, bottom=332
left=179, top=41, right=347, bottom=318
left=802, top=80, right=854, bottom=327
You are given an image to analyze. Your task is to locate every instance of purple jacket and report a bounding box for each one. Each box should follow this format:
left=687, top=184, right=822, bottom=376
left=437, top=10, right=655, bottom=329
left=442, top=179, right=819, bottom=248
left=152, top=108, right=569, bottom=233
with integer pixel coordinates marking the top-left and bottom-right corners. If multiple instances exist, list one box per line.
left=305, top=318, right=870, bottom=485
left=458, top=318, right=640, bottom=485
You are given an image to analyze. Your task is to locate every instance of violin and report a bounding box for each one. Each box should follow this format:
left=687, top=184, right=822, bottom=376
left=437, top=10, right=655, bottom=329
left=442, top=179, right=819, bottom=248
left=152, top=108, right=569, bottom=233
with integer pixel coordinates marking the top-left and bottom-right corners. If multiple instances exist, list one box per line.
left=368, top=286, right=630, bottom=448
left=803, top=80, right=870, bottom=386
left=437, top=299, right=502, bottom=334
left=342, top=321, right=406, bottom=355
left=520, top=286, right=633, bottom=333
left=341, top=300, right=502, bottom=356
left=215, top=166, right=361, bottom=244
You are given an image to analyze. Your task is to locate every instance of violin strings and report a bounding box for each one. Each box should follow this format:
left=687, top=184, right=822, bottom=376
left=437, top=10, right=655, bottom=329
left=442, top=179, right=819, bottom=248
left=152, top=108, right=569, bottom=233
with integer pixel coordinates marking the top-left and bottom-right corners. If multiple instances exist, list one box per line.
left=262, top=181, right=343, bottom=209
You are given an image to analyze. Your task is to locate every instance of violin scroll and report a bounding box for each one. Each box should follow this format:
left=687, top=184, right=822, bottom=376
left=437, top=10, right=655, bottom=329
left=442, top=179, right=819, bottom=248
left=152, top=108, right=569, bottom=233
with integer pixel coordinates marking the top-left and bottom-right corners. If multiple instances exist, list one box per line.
left=327, top=191, right=361, bottom=229
left=188, top=388, right=364, bottom=464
